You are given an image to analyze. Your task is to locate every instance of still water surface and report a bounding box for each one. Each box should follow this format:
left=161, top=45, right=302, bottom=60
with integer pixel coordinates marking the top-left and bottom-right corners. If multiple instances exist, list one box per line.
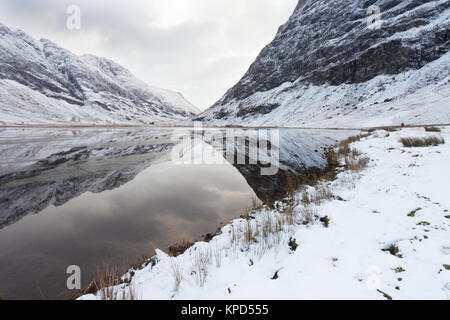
left=0, top=127, right=355, bottom=299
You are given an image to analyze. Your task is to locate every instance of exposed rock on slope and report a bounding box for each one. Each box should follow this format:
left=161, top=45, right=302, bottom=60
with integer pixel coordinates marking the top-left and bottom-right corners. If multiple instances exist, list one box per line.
left=0, top=22, right=200, bottom=125
left=198, top=0, right=450, bottom=127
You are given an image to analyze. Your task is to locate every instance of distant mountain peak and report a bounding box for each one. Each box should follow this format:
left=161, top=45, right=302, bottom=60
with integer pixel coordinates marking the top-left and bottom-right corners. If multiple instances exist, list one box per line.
left=0, top=22, right=200, bottom=125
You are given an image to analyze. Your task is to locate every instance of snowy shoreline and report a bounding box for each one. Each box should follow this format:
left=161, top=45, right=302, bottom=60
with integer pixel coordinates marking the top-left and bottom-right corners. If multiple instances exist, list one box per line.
left=80, top=127, right=450, bottom=300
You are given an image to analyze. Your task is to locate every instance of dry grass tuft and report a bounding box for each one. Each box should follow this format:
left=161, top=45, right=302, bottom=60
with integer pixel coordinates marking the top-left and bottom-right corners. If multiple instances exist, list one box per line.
left=326, top=149, right=339, bottom=167
left=345, top=156, right=370, bottom=172
left=350, top=148, right=362, bottom=157
left=301, top=191, right=312, bottom=205
left=424, top=126, right=441, bottom=132
left=337, top=134, right=371, bottom=151
left=284, top=202, right=296, bottom=226
left=93, top=264, right=138, bottom=300
left=96, top=264, right=120, bottom=300
left=400, top=136, right=445, bottom=148
left=244, top=220, right=256, bottom=245
left=192, top=250, right=210, bottom=287
left=382, top=244, right=403, bottom=258
left=311, top=183, right=334, bottom=205
left=379, top=127, right=398, bottom=132
left=338, top=144, right=351, bottom=156
left=171, top=260, right=183, bottom=291
left=242, top=196, right=263, bottom=220
left=339, top=173, right=359, bottom=189
left=231, top=224, right=238, bottom=244
left=251, top=196, right=262, bottom=211
left=213, top=245, right=222, bottom=268
left=300, top=206, right=317, bottom=225
left=260, top=214, right=273, bottom=239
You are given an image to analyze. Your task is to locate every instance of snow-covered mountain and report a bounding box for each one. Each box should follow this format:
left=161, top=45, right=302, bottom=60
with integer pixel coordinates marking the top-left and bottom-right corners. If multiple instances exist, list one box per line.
left=0, top=22, right=200, bottom=125
left=197, top=0, right=450, bottom=127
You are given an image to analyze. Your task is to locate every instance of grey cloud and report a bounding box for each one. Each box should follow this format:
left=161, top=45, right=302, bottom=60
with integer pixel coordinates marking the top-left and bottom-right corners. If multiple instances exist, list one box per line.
left=0, top=0, right=298, bottom=109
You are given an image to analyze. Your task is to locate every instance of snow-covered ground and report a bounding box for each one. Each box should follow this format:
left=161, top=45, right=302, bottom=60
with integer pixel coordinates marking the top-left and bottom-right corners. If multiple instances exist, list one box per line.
left=80, top=127, right=450, bottom=300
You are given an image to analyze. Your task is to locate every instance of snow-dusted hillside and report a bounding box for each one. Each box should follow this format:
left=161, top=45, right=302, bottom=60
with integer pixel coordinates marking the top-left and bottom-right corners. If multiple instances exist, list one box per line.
left=198, top=0, right=450, bottom=127
left=0, top=22, right=200, bottom=125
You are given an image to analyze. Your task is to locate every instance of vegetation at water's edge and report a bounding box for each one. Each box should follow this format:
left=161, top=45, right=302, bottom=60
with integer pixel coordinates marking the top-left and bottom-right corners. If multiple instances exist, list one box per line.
left=399, top=137, right=445, bottom=148
left=74, top=132, right=373, bottom=300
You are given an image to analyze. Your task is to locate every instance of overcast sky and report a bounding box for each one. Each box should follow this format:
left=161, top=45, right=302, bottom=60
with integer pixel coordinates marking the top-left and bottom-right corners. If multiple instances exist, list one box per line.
left=0, top=0, right=297, bottom=110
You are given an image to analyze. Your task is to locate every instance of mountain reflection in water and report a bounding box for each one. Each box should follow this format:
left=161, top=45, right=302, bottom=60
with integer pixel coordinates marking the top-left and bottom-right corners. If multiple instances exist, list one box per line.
left=0, top=127, right=356, bottom=299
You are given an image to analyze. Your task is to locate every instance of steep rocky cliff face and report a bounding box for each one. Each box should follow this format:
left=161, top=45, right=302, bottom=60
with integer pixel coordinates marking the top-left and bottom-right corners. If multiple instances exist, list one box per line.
left=198, top=0, right=450, bottom=127
left=0, top=23, right=200, bottom=125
